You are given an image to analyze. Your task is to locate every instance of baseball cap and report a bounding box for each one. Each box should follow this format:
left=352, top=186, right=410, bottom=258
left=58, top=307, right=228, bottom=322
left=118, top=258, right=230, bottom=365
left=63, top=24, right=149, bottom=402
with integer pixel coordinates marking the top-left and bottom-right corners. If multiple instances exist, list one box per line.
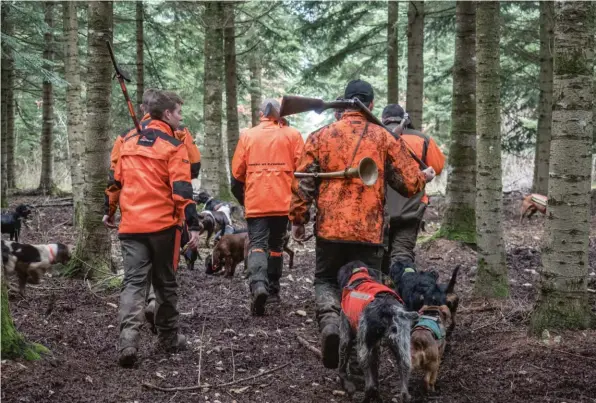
left=344, top=79, right=374, bottom=103
left=382, top=104, right=406, bottom=123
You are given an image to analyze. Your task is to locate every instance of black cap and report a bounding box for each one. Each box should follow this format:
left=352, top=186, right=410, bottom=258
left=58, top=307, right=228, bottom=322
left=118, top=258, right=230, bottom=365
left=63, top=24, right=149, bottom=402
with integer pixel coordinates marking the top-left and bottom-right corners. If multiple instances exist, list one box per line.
left=344, top=79, right=374, bottom=104
left=382, top=104, right=405, bottom=124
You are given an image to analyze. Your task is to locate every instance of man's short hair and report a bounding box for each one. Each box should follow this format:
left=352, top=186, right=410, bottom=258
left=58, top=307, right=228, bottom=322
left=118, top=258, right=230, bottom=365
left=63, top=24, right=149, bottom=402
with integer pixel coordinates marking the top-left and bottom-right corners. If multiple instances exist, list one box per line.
left=259, top=98, right=281, bottom=118
left=344, top=79, right=374, bottom=104
left=142, top=88, right=158, bottom=107
left=148, top=90, right=183, bottom=119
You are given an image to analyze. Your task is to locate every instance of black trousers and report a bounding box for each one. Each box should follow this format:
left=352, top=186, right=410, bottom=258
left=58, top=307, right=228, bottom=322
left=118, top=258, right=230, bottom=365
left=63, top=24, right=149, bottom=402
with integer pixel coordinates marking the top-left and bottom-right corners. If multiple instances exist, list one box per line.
left=246, top=216, right=289, bottom=294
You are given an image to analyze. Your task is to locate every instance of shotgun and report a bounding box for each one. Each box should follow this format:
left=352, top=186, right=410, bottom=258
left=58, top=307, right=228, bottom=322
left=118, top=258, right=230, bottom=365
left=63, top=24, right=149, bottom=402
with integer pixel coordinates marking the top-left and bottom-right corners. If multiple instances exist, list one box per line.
left=279, top=95, right=428, bottom=169
left=106, top=40, right=142, bottom=135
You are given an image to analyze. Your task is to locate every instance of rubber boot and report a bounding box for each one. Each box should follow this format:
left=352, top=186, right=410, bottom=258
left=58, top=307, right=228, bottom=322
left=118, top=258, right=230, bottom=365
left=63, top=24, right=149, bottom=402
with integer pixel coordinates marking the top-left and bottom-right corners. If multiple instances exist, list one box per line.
left=251, top=282, right=269, bottom=316
left=118, top=347, right=138, bottom=368
left=320, top=322, right=340, bottom=369
left=266, top=252, right=283, bottom=304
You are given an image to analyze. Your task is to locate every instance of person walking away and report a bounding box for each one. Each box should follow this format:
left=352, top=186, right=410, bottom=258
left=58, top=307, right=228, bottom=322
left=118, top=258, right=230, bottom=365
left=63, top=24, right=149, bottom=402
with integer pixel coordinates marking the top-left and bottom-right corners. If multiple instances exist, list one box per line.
left=231, top=98, right=304, bottom=316
left=289, top=80, right=435, bottom=369
left=104, top=90, right=201, bottom=367
left=380, top=104, right=445, bottom=272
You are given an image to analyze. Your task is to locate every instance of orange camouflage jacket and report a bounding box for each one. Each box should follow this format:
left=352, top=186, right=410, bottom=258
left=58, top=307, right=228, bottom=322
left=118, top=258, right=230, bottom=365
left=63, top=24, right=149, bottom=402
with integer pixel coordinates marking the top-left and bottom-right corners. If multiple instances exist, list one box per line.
left=289, top=111, right=426, bottom=245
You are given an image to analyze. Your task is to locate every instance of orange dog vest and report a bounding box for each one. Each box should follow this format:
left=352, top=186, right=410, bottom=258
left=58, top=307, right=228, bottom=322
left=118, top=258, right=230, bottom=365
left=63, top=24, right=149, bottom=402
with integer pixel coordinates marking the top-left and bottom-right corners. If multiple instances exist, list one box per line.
left=341, top=269, right=403, bottom=329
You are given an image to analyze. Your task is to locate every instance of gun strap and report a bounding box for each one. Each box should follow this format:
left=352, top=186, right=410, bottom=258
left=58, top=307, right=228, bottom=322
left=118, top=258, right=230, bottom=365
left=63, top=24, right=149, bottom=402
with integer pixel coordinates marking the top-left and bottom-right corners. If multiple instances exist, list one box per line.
left=345, top=121, right=369, bottom=176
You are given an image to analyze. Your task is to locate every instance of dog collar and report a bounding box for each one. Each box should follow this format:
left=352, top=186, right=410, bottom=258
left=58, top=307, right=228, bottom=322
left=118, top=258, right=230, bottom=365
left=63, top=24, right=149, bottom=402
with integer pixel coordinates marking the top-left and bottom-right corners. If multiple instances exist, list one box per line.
left=48, top=245, right=56, bottom=264
left=403, top=267, right=415, bottom=274
left=352, top=267, right=367, bottom=274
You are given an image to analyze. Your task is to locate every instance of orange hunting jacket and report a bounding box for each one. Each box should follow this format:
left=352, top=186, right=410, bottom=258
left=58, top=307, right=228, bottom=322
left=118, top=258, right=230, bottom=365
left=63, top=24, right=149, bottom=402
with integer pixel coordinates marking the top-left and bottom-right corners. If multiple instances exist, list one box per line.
left=110, top=114, right=202, bottom=179
left=231, top=118, right=304, bottom=218
left=289, top=111, right=426, bottom=245
left=341, top=269, right=402, bottom=329
left=105, top=119, right=200, bottom=234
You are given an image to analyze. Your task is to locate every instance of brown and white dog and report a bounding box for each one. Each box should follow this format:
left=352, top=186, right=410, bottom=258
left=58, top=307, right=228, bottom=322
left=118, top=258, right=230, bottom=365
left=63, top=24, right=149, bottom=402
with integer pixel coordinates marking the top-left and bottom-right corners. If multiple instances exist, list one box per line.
left=410, top=305, right=451, bottom=392
left=1, top=240, right=71, bottom=295
left=520, top=193, right=547, bottom=223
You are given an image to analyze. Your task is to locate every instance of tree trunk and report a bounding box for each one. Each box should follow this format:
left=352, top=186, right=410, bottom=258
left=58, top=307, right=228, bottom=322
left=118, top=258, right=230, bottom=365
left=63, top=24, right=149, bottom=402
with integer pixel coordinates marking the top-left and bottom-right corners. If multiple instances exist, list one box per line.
left=406, top=1, right=424, bottom=129
left=532, top=1, right=554, bottom=195
left=440, top=1, right=476, bottom=243
left=1, top=5, right=8, bottom=207
left=224, top=2, right=239, bottom=168
left=74, top=0, right=113, bottom=277
left=202, top=1, right=224, bottom=197
left=136, top=0, right=144, bottom=116
left=63, top=1, right=85, bottom=227
left=387, top=1, right=399, bottom=104
left=474, top=1, right=508, bottom=299
left=248, top=50, right=262, bottom=128
left=5, top=10, right=15, bottom=190
left=530, top=0, right=594, bottom=334
left=1, top=280, right=49, bottom=360
left=39, top=1, right=55, bottom=194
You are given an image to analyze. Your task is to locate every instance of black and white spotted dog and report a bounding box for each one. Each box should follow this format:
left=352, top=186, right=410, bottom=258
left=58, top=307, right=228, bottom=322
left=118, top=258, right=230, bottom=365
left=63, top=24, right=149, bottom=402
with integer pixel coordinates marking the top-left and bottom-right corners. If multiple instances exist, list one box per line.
left=1, top=240, right=71, bottom=295
left=1, top=204, right=33, bottom=242
left=338, top=261, right=419, bottom=402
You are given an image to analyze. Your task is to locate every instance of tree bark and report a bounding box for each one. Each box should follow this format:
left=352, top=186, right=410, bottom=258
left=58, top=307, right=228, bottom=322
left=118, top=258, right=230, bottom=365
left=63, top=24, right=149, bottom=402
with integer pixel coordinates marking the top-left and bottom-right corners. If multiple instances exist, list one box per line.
left=530, top=0, right=594, bottom=334
left=387, top=1, right=399, bottom=104
left=440, top=1, right=476, bottom=243
left=1, top=280, right=48, bottom=360
left=39, top=1, right=55, bottom=194
left=1, top=5, right=8, bottom=207
left=202, top=1, right=224, bottom=197
left=248, top=50, right=262, bottom=128
left=224, top=2, right=239, bottom=169
left=532, top=1, right=554, bottom=195
left=406, top=1, right=424, bottom=129
left=74, top=0, right=113, bottom=277
left=474, top=1, right=508, bottom=299
left=5, top=10, right=15, bottom=190
left=63, top=1, right=86, bottom=227
left=136, top=0, right=144, bottom=116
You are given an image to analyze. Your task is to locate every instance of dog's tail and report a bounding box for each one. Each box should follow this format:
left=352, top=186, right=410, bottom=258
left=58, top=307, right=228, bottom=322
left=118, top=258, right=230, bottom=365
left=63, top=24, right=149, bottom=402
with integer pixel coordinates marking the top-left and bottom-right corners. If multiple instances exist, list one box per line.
left=387, top=306, right=418, bottom=369
left=446, top=265, right=460, bottom=294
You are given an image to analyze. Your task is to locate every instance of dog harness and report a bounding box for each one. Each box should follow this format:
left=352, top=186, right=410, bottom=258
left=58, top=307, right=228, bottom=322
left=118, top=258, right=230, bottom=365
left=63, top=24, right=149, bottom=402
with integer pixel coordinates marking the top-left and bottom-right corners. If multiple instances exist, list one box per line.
left=341, top=268, right=403, bottom=329
left=413, top=314, right=445, bottom=340
left=530, top=194, right=547, bottom=208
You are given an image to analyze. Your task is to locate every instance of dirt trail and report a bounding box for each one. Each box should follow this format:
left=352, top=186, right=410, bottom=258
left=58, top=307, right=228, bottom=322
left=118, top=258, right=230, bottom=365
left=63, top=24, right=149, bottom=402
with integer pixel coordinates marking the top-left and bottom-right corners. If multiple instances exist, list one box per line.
left=2, top=196, right=596, bottom=403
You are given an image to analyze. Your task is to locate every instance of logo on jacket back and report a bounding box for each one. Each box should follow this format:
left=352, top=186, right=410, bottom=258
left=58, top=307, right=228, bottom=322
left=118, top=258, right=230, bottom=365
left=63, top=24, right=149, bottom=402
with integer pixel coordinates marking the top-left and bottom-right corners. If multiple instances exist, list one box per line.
left=138, top=134, right=156, bottom=147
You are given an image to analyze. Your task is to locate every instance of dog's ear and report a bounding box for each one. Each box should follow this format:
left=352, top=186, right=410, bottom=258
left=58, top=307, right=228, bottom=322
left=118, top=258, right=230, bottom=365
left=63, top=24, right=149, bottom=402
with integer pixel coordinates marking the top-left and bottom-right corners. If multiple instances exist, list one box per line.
left=428, top=270, right=439, bottom=281
left=439, top=305, right=452, bottom=322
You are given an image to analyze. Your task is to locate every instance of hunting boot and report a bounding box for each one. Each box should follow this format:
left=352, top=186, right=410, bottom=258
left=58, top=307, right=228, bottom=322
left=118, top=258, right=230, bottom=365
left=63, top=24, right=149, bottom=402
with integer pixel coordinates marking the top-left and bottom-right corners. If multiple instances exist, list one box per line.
left=118, top=347, right=138, bottom=368
left=320, top=322, right=340, bottom=369
left=159, top=333, right=187, bottom=353
left=247, top=250, right=269, bottom=316
left=266, top=251, right=283, bottom=304
left=251, top=282, right=269, bottom=316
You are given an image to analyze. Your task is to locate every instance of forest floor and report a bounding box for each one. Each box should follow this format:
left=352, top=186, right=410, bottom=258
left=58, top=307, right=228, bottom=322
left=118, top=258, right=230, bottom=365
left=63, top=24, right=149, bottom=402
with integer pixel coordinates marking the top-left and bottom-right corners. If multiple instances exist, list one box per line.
left=2, top=193, right=596, bottom=403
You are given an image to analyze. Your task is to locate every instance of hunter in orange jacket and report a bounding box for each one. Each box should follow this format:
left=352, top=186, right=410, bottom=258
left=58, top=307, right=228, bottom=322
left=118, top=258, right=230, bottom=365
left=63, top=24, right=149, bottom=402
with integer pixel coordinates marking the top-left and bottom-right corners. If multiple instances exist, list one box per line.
left=289, top=110, right=426, bottom=245
left=231, top=116, right=304, bottom=218
left=105, top=118, right=200, bottom=234
left=104, top=90, right=200, bottom=367
left=230, top=98, right=304, bottom=317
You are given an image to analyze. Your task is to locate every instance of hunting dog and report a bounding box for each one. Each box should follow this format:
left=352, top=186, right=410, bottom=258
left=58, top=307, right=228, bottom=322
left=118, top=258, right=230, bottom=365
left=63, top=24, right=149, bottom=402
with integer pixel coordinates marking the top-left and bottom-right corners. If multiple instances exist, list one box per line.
left=389, top=259, right=446, bottom=312
left=1, top=204, right=33, bottom=242
left=204, top=232, right=248, bottom=277
left=410, top=305, right=451, bottom=392
left=194, top=190, right=227, bottom=211
left=197, top=210, right=229, bottom=247
left=438, top=265, right=460, bottom=335
left=338, top=261, right=419, bottom=402
left=520, top=193, right=547, bottom=223
left=2, top=240, right=71, bottom=295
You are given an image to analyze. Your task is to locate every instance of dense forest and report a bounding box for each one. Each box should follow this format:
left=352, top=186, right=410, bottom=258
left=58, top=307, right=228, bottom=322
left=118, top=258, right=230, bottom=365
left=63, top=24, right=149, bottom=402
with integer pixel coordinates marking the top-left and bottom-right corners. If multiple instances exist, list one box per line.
left=1, top=1, right=595, bottom=403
